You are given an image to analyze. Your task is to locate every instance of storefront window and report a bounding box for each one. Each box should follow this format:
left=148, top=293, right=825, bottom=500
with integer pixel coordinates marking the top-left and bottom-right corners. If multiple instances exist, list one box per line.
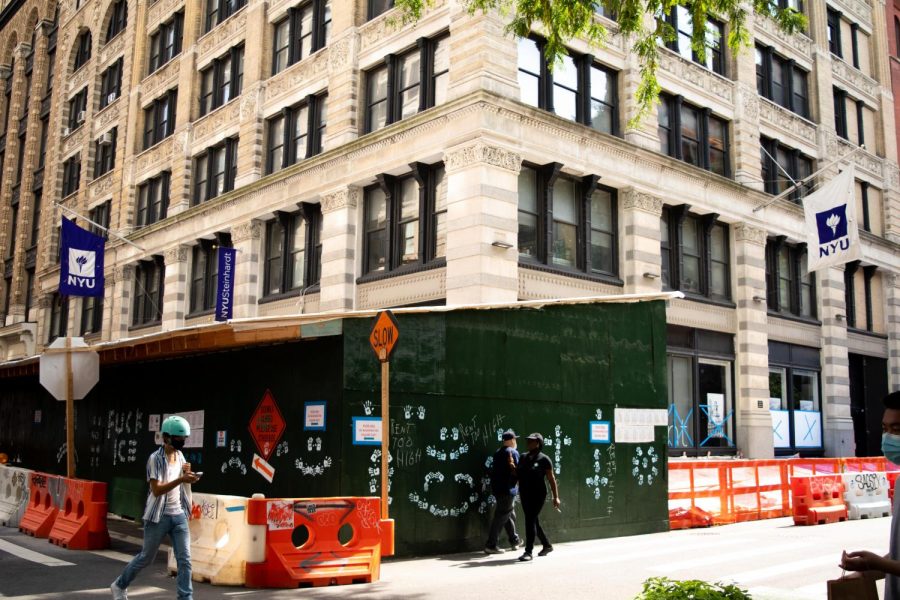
left=769, top=342, right=822, bottom=454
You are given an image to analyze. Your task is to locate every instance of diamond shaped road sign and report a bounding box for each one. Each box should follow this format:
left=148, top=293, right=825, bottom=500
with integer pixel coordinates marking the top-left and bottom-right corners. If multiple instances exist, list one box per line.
left=369, top=310, right=399, bottom=362
left=249, top=389, right=286, bottom=461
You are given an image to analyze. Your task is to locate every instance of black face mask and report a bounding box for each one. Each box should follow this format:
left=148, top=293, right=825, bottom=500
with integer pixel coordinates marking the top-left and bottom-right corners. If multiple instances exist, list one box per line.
left=170, top=439, right=186, bottom=450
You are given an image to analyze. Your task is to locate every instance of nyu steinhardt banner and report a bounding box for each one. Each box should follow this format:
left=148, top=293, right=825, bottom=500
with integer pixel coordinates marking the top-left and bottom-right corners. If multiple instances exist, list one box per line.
left=59, top=217, right=105, bottom=297
left=804, top=165, right=861, bottom=273
left=215, top=247, right=236, bottom=322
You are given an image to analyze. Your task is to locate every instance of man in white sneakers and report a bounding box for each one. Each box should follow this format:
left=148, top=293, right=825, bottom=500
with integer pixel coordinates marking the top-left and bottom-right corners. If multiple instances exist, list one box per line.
left=111, top=416, right=199, bottom=600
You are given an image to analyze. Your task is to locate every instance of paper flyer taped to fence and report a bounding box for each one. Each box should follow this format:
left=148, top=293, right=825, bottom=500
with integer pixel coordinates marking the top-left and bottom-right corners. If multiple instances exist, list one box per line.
left=267, top=500, right=294, bottom=531
left=614, top=408, right=668, bottom=426
left=615, top=425, right=655, bottom=443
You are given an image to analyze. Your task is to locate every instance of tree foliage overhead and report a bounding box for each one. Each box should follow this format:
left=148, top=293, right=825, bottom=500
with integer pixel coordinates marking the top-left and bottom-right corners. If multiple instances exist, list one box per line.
left=394, top=0, right=806, bottom=127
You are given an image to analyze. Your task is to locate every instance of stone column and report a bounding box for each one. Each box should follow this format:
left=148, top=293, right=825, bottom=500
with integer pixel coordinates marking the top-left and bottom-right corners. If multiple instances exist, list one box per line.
left=321, top=32, right=359, bottom=150
left=887, top=273, right=900, bottom=390
left=731, top=11, right=764, bottom=190
left=319, top=186, right=360, bottom=312
left=231, top=219, right=262, bottom=319
left=162, top=245, right=190, bottom=331
left=819, top=265, right=854, bottom=456
left=621, top=15, right=661, bottom=150
left=620, top=189, right=663, bottom=294
left=235, top=1, right=267, bottom=186
left=446, top=1, right=519, bottom=102
left=733, top=223, right=774, bottom=458
left=110, top=264, right=135, bottom=338
left=443, top=140, right=520, bottom=305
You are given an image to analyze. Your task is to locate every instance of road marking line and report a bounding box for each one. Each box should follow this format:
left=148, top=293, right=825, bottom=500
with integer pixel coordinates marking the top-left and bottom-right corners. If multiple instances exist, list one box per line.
left=0, top=586, right=168, bottom=599
left=722, top=554, right=839, bottom=584
left=583, top=537, right=749, bottom=564
left=0, top=539, right=74, bottom=567
left=651, top=541, right=812, bottom=573
left=87, top=549, right=134, bottom=563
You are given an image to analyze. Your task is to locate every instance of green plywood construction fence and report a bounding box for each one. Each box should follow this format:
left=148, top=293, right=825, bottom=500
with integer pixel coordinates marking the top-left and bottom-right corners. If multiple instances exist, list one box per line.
left=0, top=300, right=668, bottom=557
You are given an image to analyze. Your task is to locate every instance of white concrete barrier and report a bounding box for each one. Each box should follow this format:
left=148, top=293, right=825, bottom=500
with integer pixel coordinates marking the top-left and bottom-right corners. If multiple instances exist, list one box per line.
left=168, top=493, right=264, bottom=586
left=842, top=472, right=892, bottom=520
left=0, top=466, right=32, bottom=527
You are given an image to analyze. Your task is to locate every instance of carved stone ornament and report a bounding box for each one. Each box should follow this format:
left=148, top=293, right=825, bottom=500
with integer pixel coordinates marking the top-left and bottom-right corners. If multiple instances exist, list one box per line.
left=831, top=59, right=879, bottom=103
left=328, top=34, right=355, bottom=73
left=164, top=245, right=189, bottom=264
left=99, top=37, right=126, bottom=68
left=736, top=85, right=759, bottom=122
left=136, top=137, right=174, bottom=175
left=621, top=189, right=663, bottom=216
left=37, top=295, right=51, bottom=309
left=148, top=0, right=184, bottom=31
left=91, top=172, right=114, bottom=198
left=197, top=10, right=247, bottom=60
left=321, top=187, right=360, bottom=213
left=754, top=12, right=813, bottom=58
left=96, top=103, right=120, bottom=128
left=265, top=50, right=330, bottom=103
left=232, top=220, right=262, bottom=243
left=193, top=101, right=241, bottom=143
left=240, top=88, right=259, bottom=120
left=734, top=222, right=767, bottom=246
left=114, top=264, right=135, bottom=283
left=833, top=0, right=873, bottom=27
left=888, top=165, right=900, bottom=190
left=658, top=50, right=734, bottom=100
left=758, top=99, right=816, bottom=143
left=141, top=59, right=179, bottom=97
left=443, top=142, right=522, bottom=174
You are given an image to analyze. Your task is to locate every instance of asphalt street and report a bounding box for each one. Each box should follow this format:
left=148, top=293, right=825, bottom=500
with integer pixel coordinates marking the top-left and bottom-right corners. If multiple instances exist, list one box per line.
left=0, top=514, right=890, bottom=599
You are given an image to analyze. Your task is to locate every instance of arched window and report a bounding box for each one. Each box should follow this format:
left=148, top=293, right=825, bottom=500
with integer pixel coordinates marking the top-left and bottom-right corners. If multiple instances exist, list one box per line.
left=105, top=1, right=127, bottom=42
left=73, top=30, right=91, bottom=71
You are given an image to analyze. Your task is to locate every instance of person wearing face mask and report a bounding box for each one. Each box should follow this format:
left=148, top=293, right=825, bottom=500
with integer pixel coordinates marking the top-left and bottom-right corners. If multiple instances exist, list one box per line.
left=111, top=416, right=200, bottom=600
left=840, top=390, right=900, bottom=598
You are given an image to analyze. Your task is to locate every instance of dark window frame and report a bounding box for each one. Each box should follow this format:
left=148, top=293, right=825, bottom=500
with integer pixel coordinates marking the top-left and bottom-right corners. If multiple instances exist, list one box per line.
left=272, top=0, right=332, bottom=74
left=62, top=154, right=81, bottom=197
left=664, top=6, right=726, bottom=75
left=768, top=341, right=823, bottom=456
left=89, top=200, right=110, bottom=237
left=99, top=57, right=123, bottom=108
left=199, top=44, right=244, bottom=116
left=827, top=8, right=842, bottom=58
left=206, top=0, right=247, bottom=32
left=265, top=93, right=326, bottom=174
left=132, top=255, right=164, bottom=327
left=661, top=204, right=732, bottom=303
left=135, top=171, right=170, bottom=228
left=760, top=136, right=814, bottom=202
left=93, top=127, right=117, bottom=178
left=143, top=90, right=177, bottom=149
left=658, top=94, right=730, bottom=177
left=48, top=291, right=69, bottom=343
left=67, top=87, right=88, bottom=131
left=189, top=233, right=232, bottom=314
left=368, top=0, right=394, bottom=20
left=148, top=11, right=183, bottom=74
left=765, top=236, right=817, bottom=319
left=73, top=30, right=92, bottom=71
left=755, top=44, right=809, bottom=118
left=262, top=204, right=322, bottom=298
left=193, top=137, right=238, bottom=205
left=79, top=294, right=103, bottom=335
left=105, top=0, right=127, bottom=43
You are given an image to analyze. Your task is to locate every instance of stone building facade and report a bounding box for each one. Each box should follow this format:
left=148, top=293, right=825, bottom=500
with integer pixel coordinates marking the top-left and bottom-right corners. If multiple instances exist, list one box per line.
left=0, top=0, right=897, bottom=458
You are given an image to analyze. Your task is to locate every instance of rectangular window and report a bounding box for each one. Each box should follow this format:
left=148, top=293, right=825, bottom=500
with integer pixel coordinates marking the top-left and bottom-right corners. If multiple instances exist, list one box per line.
left=148, top=12, right=184, bottom=74
left=62, top=154, right=81, bottom=196
left=200, top=45, right=244, bottom=116
left=132, top=256, right=164, bottom=327
left=143, top=90, right=177, bottom=149
left=517, top=164, right=618, bottom=278
left=660, top=205, right=730, bottom=302
left=266, top=94, right=326, bottom=174
left=193, top=137, right=238, bottom=204
left=827, top=8, right=842, bottom=57
left=755, top=44, right=808, bottom=118
left=89, top=200, right=110, bottom=237
left=769, top=341, right=822, bottom=453
left=364, top=34, right=449, bottom=133
left=369, top=0, right=394, bottom=20
left=99, top=57, right=123, bottom=108
left=67, top=87, right=88, bottom=131
left=272, top=0, right=332, bottom=74
left=760, top=136, right=814, bottom=201
left=29, top=191, right=40, bottom=247
left=765, top=238, right=815, bottom=318
left=263, top=204, right=322, bottom=296
left=665, top=7, right=725, bottom=75
left=105, top=0, right=127, bottom=42
left=517, top=36, right=619, bottom=134
left=206, top=0, right=247, bottom=32
left=658, top=94, right=730, bottom=177
left=135, top=171, right=170, bottom=228
left=80, top=295, right=103, bottom=335
left=362, top=163, right=448, bottom=275
left=189, top=236, right=231, bottom=313
left=93, top=127, right=117, bottom=178
left=48, top=292, right=69, bottom=343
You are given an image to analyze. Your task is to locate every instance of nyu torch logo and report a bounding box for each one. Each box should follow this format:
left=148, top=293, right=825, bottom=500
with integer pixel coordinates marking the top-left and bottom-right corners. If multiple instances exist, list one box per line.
left=67, top=248, right=97, bottom=289
left=815, top=204, right=850, bottom=258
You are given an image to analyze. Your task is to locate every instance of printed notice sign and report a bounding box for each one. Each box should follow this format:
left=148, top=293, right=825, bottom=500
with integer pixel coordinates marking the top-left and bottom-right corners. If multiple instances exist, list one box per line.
left=590, top=421, right=611, bottom=444
left=216, top=431, right=227, bottom=448
left=304, top=401, right=326, bottom=431
left=148, top=414, right=161, bottom=432
left=352, top=417, right=382, bottom=446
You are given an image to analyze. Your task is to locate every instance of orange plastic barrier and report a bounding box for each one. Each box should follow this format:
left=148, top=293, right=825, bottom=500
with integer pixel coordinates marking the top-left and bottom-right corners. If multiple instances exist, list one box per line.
left=48, top=478, right=110, bottom=550
left=841, top=457, right=888, bottom=472
left=18, top=472, right=62, bottom=538
left=790, top=475, right=848, bottom=525
left=245, top=497, right=393, bottom=588
left=668, top=506, right=713, bottom=530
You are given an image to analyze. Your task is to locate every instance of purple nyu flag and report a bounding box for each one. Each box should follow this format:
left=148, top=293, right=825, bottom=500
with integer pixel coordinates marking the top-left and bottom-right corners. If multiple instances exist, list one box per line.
left=59, top=217, right=105, bottom=297
left=215, top=246, right=236, bottom=322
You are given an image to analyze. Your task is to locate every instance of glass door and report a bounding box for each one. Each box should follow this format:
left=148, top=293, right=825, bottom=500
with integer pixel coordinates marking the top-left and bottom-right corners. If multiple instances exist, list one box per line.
left=698, top=359, right=734, bottom=448
left=668, top=355, right=694, bottom=448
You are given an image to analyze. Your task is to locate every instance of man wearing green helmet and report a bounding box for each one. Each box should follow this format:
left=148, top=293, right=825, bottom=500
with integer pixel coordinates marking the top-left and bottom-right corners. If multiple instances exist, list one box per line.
left=111, top=415, right=200, bottom=600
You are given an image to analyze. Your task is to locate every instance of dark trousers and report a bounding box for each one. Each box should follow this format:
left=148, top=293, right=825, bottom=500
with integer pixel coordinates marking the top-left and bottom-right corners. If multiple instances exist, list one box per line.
left=486, top=493, right=519, bottom=548
left=521, top=494, right=550, bottom=555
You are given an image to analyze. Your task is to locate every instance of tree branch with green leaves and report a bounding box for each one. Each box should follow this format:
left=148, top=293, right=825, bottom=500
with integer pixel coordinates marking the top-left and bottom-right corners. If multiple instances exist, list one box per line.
left=393, top=0, right=806, bottom=128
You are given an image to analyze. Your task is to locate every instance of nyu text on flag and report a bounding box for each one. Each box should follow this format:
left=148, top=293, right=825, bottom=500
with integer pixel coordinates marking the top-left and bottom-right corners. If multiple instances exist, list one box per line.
left=59, top=217, right=105, bottom=297
left=804, top=165, right=861, bottom=273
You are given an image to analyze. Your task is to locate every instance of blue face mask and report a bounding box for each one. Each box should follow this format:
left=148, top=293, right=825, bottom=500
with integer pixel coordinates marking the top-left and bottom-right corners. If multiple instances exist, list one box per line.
left=881, top=433, right=900, bottom=464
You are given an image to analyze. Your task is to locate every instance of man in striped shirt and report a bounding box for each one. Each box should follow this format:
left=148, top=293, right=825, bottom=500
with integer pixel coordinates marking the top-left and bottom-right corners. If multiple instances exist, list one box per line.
left=111, top=416, right=200, bottom=600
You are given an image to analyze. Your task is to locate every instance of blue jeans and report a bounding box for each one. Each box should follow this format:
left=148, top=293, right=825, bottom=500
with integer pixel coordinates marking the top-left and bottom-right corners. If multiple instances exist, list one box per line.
left=116, top=513, right=192, bottom=600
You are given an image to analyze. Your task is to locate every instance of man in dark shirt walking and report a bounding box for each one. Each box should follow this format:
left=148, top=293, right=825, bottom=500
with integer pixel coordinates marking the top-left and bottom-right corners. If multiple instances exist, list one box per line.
left=517, top=432, right=560, bottom=562
left=484, top=430, right=521, bottom=554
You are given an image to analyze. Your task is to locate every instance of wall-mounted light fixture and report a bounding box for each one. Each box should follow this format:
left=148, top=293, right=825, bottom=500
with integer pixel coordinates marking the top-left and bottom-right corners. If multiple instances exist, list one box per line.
left=491, top=241, right=513, bottom=249
left=643, top=272, right=660, bottom=279
left=752, top=295, right=766, bottom=303
left=835, top=313, right=846, bottom=321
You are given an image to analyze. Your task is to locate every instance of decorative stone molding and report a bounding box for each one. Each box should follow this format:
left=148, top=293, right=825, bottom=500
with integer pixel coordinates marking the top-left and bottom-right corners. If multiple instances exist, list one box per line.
left=736, top=85, right=760, bottom=122
left=658, top=50, right=734, bottom=100
left=265, top=50, right=330, bottom=104
left=321, top=187, right=360, bottom=213
left=328, top=34, right=355, bottom=73
left=831, top=60, right=879, bottom=104
left=826, top=135, right=884, bottom=179
left=164, top=245, right=190, bottom=264
left=621, top=188, right=663, bottom=216
left=359, top=11, right=400, bottom=51
left=240, top=87, right=261, bottom=120
left=758, top=99, right=817, bottom=143
left=135, top=137, right=174, bottom=175
left=68, top=63, right=92, bottom=94
left=887, top=165, right=900, bottom=190
left=443, top=142, right=522, bottom=174
left=832, top=0, right=873, bottom=27
left=734, top=222, right=767, bottom=246
left=193, top=101, right=241, bottom=144
left=148, top=0, right=185, bottom=31
left=231, top=220, right=262, bottom=243
left=113, top=265, right=135, bottom=283
left=98, top=36, right=126, bottom=67
left=95, top=102, right=120, bottom=128
left=141, top=59, right=180, bottom=98
left=90, top=173, right=115, bottom=199
left=754, top=12, right=813, bottom=58
left=357, top=268, right=445, bottom=310
left=62, top=129, right=85, bottom=156
left=886, top=273, right=900, bottom=290
left=37, top=295, right=50, bottom=309
left=197, top=10, right=247, bottom=61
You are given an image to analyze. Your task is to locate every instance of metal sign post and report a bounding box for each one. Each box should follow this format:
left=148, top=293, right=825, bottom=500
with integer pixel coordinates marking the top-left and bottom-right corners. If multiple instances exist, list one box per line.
left=369, top=311, right=399, bottom=520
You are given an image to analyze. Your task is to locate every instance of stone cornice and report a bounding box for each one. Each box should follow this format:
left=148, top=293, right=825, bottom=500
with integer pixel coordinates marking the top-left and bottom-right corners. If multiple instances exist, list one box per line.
left=231, top=220, right=262, bottom=243
left=321, top=187, right=360, bottom=214
left=443, top=141, right=522, bottom=174
left=734, top=222, right=767, bottom=246
left=621, top=188, right=663, bottom=216
left=163, top=245, right=189, bottom=264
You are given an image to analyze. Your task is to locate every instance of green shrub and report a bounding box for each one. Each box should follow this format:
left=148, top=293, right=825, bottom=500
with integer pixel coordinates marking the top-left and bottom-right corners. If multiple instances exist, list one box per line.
left=635, top=577, right=752, bottom=600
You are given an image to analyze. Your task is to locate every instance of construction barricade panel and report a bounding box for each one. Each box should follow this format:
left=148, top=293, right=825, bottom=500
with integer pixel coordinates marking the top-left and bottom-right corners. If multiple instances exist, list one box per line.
left=0, top=466, right=31, bottom=528
left=841, top=472, right=892, bottom=520
left=19, top=473, right=63, bottom=538
left=790, top=475, right=848, bottom=526
left=245, top=497, right=385, bottom=589
left=48, top=478, right=110, bottom=550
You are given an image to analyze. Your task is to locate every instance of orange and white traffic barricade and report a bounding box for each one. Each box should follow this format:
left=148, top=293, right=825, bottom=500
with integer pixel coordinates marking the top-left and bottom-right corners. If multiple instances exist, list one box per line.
left=48, top=478, right=110, bottom=550
left=19, top=472, right=64, bottom=538
left=167, top=493, right=264, bottom=586
left=791, top=474, right=848, bottom=525
left=0, top=466, right=31, bottom=527
left=841, top=472, right=892, bottom=520
left=245, top=496, right=393, bottom=588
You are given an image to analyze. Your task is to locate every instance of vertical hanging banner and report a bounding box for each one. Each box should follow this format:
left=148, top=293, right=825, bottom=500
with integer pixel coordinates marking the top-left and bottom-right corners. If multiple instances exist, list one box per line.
left=59, top=217, right=105, bottom=297
left=215, top=246, right=236, bottom=322
left=805, top=165, right=861, bottom=272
